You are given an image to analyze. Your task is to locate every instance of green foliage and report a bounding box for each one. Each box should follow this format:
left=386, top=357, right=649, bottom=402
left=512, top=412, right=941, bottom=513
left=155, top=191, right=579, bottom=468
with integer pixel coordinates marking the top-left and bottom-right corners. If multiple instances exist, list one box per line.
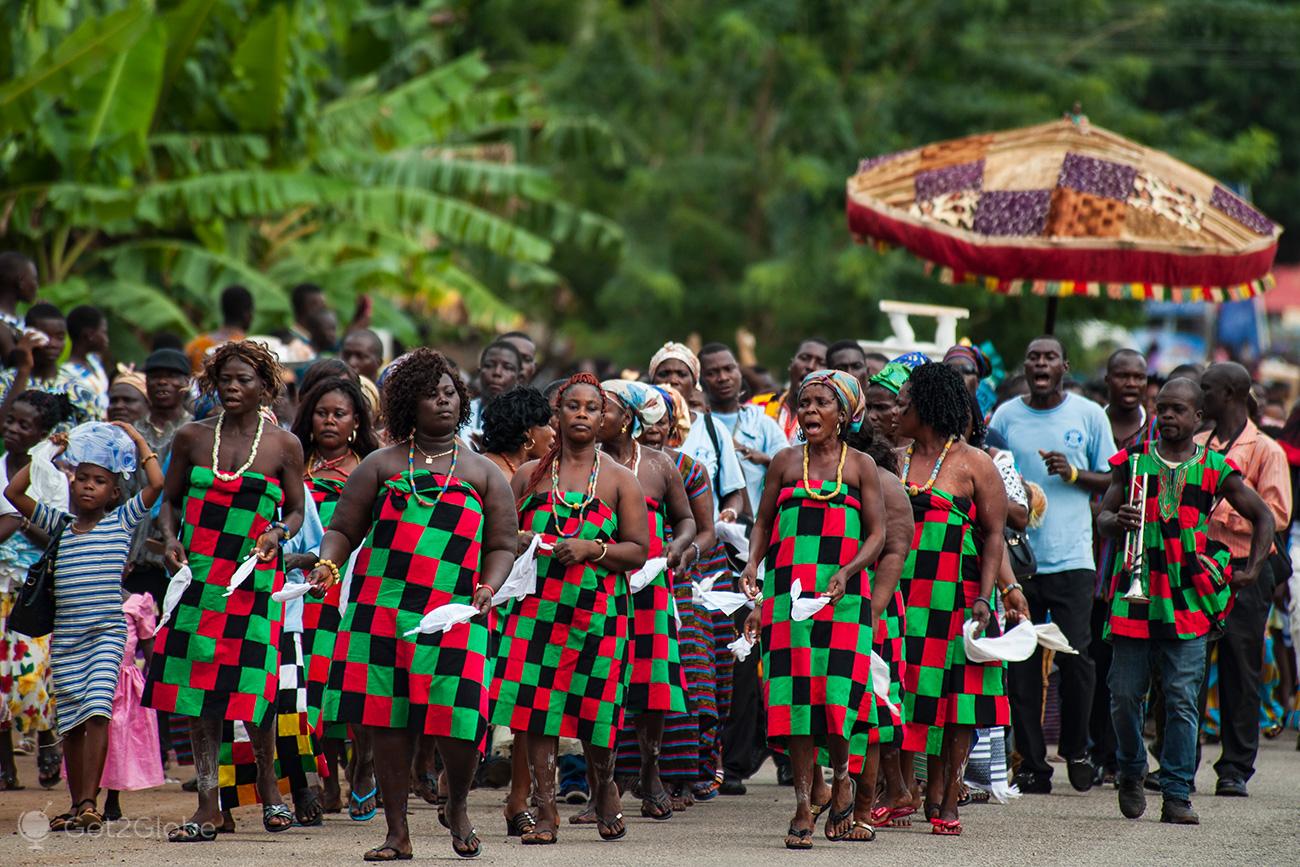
left=0, top=0, right=620, bottom=348
left=458, top=0, right=1293, bottom=370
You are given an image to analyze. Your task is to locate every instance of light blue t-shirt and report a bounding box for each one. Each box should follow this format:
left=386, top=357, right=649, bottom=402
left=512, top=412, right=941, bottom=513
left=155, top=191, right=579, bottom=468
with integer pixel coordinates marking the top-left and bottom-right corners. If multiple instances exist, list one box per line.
left=682, top=413, right=746, bottom=518
left=711, top=407, right=790, bottom=514
left=990, top=393, right=1117, bottom=574
left=281, top=486, right=325, bottom=634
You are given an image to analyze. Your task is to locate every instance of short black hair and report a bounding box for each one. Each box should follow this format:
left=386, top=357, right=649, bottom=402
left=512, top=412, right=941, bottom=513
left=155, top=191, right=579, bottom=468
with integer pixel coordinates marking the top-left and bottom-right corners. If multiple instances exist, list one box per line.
left=906, top=362, right=970, bottom=440
left=66, top=305, right=105, bottom=341
left=299, top=357, right=358, bottom=395
left=25, top=302, right=62, bottom=324
left=344, top=328, right=383, bottom=354
left=13, top=389, right=74, bottom=433
left=800, top=337, right=829, bottom=349
left=220, top=285, right=254, bottom=324
left=826, top=339, right=865, bottom=361
left=1027, top=334, right=1067, bottom=360
left=481, top=386, right=552, bottom=455
left=1107, top=348, right=1146, bottom=371
left=0, top=252, right=34, bottom=290
left=499, top=330, right=534, bottom=344
left=1168, top=363, right=1203, bottom=384
left=865, top=351, right=890, bottom=365
left=480, top=339, right=523, bottom=367
left=1160, top=376, right=1204, bottom=409
left=290, top=282, right=324, bottom=318
left=382, top=348, right=470, bottom=441
left=698, top=342, right=733, bottom=359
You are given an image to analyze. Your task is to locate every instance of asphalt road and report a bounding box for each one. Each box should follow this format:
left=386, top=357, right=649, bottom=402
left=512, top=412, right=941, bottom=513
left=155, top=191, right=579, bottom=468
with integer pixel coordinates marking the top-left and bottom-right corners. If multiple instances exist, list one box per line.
left=3, top=736, right=1298, bottom=865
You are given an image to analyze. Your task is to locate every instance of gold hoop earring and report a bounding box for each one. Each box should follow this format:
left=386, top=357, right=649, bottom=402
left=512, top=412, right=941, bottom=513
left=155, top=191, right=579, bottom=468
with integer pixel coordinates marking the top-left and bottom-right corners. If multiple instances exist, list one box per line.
left=349, top=430, right=356, bottom=443
left=524, top=436, right=535, bottom=450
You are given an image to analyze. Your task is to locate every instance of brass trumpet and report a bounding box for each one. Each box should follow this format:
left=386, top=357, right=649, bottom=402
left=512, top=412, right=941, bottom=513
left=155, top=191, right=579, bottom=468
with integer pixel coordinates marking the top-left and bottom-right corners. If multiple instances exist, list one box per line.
left=1120, top=455, right=1149, bottom=603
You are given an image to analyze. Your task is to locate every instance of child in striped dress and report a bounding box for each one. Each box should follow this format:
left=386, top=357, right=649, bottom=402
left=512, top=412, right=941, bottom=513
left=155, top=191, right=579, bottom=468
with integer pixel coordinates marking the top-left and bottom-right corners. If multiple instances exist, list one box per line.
left=4, top=421, right=163, bottom=831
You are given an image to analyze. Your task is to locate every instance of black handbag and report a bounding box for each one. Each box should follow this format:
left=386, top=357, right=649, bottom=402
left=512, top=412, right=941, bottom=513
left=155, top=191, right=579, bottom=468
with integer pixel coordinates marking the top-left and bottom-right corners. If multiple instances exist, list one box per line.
left=1004, top=526, right=1038, bottom=580
left=9, top=514, right=72, bottom=638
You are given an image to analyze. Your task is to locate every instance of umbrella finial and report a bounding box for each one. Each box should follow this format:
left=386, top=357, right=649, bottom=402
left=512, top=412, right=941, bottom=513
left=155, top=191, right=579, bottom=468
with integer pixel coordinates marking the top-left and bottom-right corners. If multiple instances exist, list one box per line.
left=1064, top=101, right=1090, bottom=133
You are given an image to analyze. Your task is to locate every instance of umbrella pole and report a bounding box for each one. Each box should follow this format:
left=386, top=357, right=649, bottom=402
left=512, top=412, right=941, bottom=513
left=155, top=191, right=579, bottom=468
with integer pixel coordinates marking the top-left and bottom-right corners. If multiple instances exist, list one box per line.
left=1044, top=297, right=1059, bottom=335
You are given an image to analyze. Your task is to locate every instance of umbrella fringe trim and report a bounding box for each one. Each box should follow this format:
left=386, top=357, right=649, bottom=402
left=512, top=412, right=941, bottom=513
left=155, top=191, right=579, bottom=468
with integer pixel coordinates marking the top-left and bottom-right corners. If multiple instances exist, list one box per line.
left=860, top=236, right=1273, bottom=302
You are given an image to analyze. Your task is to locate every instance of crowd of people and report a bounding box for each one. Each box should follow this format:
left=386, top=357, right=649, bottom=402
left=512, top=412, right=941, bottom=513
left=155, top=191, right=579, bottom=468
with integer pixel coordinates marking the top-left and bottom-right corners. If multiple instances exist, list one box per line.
left=0, top=254, right=1295, bottom=859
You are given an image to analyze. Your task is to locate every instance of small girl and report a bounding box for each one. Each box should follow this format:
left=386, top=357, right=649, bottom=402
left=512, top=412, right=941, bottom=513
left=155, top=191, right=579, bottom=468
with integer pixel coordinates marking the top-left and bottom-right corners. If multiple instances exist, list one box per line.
left=4, top=420, right=163, bottom=831
left=101, top=588, right=163, bottom=819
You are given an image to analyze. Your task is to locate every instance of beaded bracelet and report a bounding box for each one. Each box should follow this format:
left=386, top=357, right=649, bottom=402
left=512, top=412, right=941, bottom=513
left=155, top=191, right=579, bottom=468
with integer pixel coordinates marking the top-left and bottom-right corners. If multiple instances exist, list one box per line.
left=317, top=558, right=341, bottom=585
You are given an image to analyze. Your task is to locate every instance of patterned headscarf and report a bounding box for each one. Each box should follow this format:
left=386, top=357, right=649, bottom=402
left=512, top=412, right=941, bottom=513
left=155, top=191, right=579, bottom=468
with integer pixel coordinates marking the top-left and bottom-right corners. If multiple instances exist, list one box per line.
left=601, top=379, right=666, bottom=437
left=65, top=421, right=138, bottom=477
left=943, top=344, right=992, bottom=379
left=113, top=364, right=148, bottom=399
left=648, top=341, right=700, bottom=387
left=870, top=350, right=929, bottom=396
left=654, top=385, right=693, bottom=447
left=799, top=369, right=866, bottom=433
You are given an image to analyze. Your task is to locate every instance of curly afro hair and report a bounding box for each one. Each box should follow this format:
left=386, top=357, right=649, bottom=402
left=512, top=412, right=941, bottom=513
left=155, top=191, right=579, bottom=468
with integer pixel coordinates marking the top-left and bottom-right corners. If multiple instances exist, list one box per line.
left=481, top=386, right=551, bottom=455
left=200, top=340, right=283, bottom=400
left=382, top=347, right=469, bottom=442
left=13, top=390, right=74, bottom=434
left=905, top=362, right=970, bottom=440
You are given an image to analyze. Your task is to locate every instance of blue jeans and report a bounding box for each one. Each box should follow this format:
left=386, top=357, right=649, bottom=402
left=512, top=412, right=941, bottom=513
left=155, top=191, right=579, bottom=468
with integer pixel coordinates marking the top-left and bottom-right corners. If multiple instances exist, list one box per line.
left=1109, top=634, right=1207, bottom=801
left=558, top=754, right=588, bottom=794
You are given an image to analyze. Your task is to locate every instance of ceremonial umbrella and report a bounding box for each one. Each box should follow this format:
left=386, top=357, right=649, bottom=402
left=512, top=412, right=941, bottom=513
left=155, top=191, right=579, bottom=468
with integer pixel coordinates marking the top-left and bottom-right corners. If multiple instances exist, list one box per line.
left=845, top=118, right=1282, bottom=332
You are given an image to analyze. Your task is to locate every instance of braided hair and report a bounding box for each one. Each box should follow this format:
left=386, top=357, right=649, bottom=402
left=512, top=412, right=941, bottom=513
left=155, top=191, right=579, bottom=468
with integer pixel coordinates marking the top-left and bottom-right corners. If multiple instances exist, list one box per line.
left=382, top=348, right=469, bottom=443
left=200, top=339, right=284, bottom=400
left=522, top=373, right=605, bottom=499
left=906, top=362, right=970, bottom=441
left=481, top=386, right=551, bottom=456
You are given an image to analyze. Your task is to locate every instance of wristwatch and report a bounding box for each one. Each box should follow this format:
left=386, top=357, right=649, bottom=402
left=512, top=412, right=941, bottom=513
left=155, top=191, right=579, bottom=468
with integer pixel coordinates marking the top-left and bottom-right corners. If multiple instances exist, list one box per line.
left=1000, top=582, right=1024, bottom=596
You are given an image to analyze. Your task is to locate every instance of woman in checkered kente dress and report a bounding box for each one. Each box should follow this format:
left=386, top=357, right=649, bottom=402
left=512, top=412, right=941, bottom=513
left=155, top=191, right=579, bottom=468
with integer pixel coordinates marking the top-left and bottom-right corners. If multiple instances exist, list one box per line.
left=597, top=379, right=696, bottom=822
left=893, top=362, right=1011, bottom=837
left=739, top=369, right=886, bottom=849
left=308, top=349, right=518, bottom=861
left=143, top=341, right=307, bottom=841
left=494, top=374, right=650, bottom=845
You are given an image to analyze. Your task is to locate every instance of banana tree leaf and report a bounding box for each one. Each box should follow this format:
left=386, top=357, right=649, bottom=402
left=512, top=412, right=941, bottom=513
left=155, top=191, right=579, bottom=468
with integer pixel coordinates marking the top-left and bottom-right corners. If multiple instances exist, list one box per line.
left=222, top=4, right=289, bottom=133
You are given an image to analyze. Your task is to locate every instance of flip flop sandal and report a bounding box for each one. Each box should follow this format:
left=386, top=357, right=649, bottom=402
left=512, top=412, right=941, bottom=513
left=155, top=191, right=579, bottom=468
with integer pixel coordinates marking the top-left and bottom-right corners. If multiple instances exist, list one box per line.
left=823, top=781, right=857, bottom=842
left=167, top=821, right=217, bottom=842
left=884, top=805, right=915, bottom=827
left=640, top=791, right=674, bottom=821
left=568, top=807, right=598, bottom=825
left=48, top=811, right=76, bottom=832
left=520, top=827, right=557, bottom=845
left=0, top=771, right=24, bottom=791
left=413, top=772, right=440, bottom=805
left=294, top=789, right=324, bottom=827
left=931, top=818, right=962, bottom=836
left=596, top=812, right=626, bottom=841
left=505, top=810, right=537, bottom=837
left=72, top=801, right=104, bottom=831
left=784, top=826, right=814, bottom=850
left=843, top=821, right=876, bottom=842
left=37, top=748, right=62, bottom=789
left=363, top=845, right=413, bottom=861
left=809, top=798, right=832, bottom=823
left=451, top=828, right=481, bottom=859
left=263, top=804, right=294, bottom=833
left=349, top=788, right=378, bottom=822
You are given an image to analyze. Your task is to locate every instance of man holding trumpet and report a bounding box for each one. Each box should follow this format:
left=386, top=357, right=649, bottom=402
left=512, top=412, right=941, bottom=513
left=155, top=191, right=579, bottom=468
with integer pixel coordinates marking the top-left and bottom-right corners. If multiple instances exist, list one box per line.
left=1098, top=377, right=1274, bottom=826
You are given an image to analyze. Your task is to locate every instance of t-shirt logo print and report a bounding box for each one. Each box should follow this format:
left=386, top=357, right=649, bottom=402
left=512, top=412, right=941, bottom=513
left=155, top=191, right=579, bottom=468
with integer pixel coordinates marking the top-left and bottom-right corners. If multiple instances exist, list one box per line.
left=1064, top=429, right=1085, bottom=449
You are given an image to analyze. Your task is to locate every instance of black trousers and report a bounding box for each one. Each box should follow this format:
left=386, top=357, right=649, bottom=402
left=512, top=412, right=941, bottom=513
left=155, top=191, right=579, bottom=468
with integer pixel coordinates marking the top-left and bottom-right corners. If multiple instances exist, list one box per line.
left=722, top=610, right=768, bottom=781
left=1008, top=569, right=1097, bottom=776
left=1088, top=597, right=1117, bottom=771
left=1202, top=559, right=1275, bottom=783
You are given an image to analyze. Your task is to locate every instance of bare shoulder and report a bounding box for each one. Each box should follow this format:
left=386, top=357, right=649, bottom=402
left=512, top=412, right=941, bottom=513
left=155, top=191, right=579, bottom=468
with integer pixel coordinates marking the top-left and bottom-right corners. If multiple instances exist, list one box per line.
left=264, top=424, right=303, bottom=457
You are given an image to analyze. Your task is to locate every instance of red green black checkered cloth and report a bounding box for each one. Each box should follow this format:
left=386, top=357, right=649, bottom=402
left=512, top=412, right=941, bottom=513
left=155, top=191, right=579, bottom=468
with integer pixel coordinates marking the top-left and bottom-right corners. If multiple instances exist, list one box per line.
left=490, top=491, right=627, bottom=749
left=300, top=476, right=346, bottom=737
left=144, top=468, right=284, bottom=725
left=623, top=496, right=687, bottom=714
left=322, top=472, right=492, bottom=748
left=1105, top=445, right=1237, bottom=640
left=759, top=482, right=874, bottom=756
left=900, top=491, right=1008, bottom=756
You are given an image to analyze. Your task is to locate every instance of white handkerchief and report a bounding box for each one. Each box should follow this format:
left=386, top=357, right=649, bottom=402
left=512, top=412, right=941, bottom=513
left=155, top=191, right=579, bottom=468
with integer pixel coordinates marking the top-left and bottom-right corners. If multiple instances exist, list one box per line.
left=728, top=633, right=755, bottom=661
left=629, top=558, right=668, bottom=593
left=492, top=535, right=547, bottom=606
left=670, top=594, right=681, bottom=629
left=222, top=554, right=261, bottom=597
left=336, top=549, right=360, bottom=616
left=870, top=651, right=900, bottom=716
left=962, top=619, right=1038, bottom=663
left=405, top=603, right=479, bottom=636
left=272, top=583, right=313, bottom=602
left=1033, top=622, right=1079, bottom=655
left=161, top=565, right=192, bottom=625
left=29, top=440, right=69, bottom=512
left=691, top=575, right=750, bottom=616
left=715, top=521, right=749, bottom=559
left=789, top=578, right=831, bottom=621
